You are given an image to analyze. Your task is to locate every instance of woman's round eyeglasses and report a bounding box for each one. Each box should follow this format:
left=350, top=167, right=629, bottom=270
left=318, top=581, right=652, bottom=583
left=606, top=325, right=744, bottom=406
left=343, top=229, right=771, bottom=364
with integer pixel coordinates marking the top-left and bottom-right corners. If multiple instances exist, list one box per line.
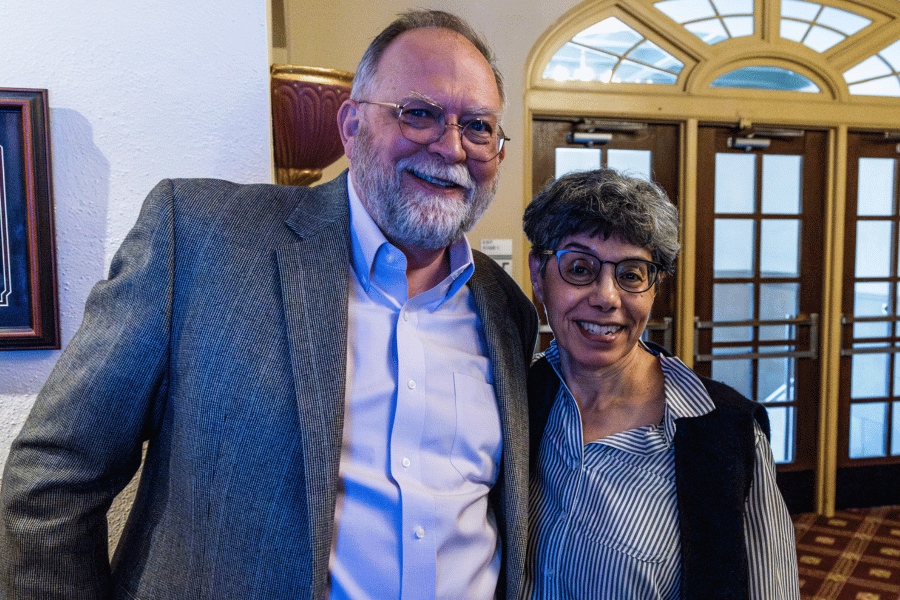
left=542, top=249, right=663, bottom=293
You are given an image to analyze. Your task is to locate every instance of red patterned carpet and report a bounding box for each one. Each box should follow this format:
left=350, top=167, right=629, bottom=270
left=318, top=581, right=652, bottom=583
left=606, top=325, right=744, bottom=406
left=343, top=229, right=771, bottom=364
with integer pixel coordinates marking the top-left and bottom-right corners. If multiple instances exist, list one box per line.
left=793, top=505, right=900, bottom=599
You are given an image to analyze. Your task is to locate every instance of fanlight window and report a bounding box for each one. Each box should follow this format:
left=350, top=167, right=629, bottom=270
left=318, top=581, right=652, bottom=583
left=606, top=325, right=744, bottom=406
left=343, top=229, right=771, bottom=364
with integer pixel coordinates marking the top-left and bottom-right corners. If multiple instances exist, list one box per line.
left=712, top=66, right=820, bottom=92
left=543, top=17, right=683, bottom=84
left=844, top=39, right=900, bottom=97
left=654, top=0, right=754, bottom=45
left=780, top=0, right=870, bottom=53
left=541, top=0, right=900, bottom=98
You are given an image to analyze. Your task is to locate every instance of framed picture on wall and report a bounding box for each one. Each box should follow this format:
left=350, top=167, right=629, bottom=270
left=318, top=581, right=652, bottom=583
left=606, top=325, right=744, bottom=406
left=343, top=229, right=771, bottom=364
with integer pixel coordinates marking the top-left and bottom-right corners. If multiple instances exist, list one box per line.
left=0, top=88, right=59, bottom=350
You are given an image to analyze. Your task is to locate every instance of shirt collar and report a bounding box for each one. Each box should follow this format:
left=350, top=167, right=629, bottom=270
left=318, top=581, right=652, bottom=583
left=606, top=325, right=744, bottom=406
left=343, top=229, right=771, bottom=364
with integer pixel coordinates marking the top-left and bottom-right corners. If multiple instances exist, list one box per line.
left=347, top=176, right=475, bottom=305
left=543, top=340, right=716, bottom=445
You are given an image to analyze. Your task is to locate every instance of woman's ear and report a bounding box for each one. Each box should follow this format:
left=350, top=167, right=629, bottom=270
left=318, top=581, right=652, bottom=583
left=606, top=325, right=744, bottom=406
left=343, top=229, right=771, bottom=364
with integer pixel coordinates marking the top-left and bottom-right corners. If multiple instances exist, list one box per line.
left=529, top=252, right=545, bottom=303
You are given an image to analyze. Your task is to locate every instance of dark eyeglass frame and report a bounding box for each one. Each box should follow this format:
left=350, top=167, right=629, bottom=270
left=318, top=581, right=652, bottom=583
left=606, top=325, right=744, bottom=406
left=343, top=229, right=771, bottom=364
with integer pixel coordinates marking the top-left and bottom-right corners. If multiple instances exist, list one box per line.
left=542, top=249, right=663, bottom=293
left=356, top=97, right=509, bottom=162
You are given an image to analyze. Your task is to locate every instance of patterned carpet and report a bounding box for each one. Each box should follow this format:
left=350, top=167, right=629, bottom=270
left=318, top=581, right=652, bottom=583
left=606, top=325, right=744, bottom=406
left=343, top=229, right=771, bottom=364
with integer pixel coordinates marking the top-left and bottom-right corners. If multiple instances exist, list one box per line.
left=793, top=505, right=900, bottom=599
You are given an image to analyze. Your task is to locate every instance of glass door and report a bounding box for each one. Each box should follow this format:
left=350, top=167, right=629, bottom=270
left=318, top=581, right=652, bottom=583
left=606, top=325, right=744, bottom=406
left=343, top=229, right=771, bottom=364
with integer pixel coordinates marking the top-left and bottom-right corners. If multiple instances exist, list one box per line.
left=695, top=125, right=827, bottom=513
left=838, top=132, right=900, bottom=508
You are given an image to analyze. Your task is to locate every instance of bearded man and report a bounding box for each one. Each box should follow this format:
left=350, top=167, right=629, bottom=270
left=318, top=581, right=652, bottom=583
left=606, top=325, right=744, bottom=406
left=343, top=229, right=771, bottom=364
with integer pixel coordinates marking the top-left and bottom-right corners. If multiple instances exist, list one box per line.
left=0, top=9, right=538, bottom=600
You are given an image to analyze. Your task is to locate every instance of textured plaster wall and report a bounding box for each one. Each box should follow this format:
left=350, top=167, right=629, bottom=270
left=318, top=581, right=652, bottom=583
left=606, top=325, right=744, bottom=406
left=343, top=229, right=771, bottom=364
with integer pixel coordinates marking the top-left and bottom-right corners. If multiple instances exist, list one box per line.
left=0, top=0, right=271, bottom=549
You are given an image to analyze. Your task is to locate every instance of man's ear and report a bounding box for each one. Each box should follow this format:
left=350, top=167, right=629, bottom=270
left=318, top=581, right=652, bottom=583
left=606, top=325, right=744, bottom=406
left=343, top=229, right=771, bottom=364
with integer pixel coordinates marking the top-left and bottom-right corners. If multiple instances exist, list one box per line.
left=338, top=99, right=360, bottom=159
left=528, top=252, right=544, bottom=303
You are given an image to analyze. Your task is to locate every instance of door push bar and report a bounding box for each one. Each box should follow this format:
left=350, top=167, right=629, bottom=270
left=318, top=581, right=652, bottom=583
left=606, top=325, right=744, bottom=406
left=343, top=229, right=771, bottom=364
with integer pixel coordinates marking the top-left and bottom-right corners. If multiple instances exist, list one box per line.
left=840, top=314, right=900, bottom=356
left=693, top=313, right=819, bottom=362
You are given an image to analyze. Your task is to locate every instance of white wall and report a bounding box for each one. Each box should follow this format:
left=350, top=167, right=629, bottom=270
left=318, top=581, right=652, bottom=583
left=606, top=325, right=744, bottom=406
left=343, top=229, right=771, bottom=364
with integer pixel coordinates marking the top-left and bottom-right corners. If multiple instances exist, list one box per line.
left=0, top=0, right=271, bottom=537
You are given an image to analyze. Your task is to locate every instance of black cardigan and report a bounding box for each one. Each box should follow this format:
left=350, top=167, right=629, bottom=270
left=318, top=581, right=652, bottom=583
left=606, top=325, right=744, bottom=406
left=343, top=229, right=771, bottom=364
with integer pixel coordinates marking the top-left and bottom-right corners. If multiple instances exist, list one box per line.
left=527, top=346, right=770, bottom=600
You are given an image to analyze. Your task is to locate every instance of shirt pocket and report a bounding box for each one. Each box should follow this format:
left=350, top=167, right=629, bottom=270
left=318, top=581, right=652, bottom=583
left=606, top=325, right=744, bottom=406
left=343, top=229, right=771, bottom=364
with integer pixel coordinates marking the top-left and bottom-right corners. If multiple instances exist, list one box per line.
left=572, top=462, right=680, bottom=564
left=448, top=371, right=502, bottom=486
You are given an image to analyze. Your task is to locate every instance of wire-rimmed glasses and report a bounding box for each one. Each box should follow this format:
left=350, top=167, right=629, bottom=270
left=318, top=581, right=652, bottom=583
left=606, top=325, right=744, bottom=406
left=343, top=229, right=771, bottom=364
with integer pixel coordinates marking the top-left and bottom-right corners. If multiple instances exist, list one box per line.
left=542, top=249, right=663, bottom=293
left=356, top=96, right=508, bottom=162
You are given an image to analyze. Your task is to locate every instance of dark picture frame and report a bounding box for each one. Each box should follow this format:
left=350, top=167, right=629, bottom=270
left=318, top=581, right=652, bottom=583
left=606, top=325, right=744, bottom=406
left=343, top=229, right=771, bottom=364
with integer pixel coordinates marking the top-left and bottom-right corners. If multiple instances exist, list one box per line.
left=0, top=88, right=59, bottom=350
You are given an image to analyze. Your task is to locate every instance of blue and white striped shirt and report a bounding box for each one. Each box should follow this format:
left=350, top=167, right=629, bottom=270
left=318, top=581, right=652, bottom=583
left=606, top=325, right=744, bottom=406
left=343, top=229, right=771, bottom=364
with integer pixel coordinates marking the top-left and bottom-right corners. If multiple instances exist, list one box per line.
left=523, top=342, right=799, bottom=599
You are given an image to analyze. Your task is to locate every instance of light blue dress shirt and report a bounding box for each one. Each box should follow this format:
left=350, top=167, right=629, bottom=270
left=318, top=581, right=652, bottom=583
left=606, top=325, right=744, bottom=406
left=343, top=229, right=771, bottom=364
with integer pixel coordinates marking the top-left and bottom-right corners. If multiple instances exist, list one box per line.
left=329, top=182, right=502, bottom=600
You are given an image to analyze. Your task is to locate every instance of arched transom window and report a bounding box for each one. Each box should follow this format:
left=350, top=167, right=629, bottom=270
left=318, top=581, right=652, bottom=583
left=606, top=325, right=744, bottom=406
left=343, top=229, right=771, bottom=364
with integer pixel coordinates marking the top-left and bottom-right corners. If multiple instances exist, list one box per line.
left=539, top=0, right=900, bottom=97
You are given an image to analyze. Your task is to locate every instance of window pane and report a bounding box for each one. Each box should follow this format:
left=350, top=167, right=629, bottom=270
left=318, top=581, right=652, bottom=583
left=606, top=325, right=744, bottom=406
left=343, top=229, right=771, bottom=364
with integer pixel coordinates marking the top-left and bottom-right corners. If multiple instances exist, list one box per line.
left=574, top=18, right=642, bottom=52
left=760, top=283, right=799, bottom=340
left=855, top=221, right=892, bottom=277
left=804, top=26, right=844, bottom=53
left=881, top=40, right=900, bottom=72
left=780, top=19, right=810, bottom=43
left=723, top=16, right=753, bottom=38
left=627, top=40, right=684, bottom=73
left=684, top=19, right=729, bottom=44
left=762, top=155, right=802, bottom=214
left=766, top=405, right=795, bottom=464
left=711, top=66, right=819, bottom=92
left=850, top=402, right=888, bottom=458
left=857, top=158, right=896, bottom=216
left=713, top=283, right=754, bottom=342
left=614, top=60, right=679, bottom=84
left=844, top=56, right=892, bottom=84
left=895, top=360, right=900, bottom=399
left=712, top=352, right=753, bottom=397
left=712, top=0, right=751, bottom=14
left=817, top=7, right=870, bottom=36
left=893, top=401, right=900, bottom=456
left=854, top=282, right=891, bottom=338
left=758, top=353, right=795, bottom=402
left=544, top=44, right=618, bottom=82
left=655, top=0, right=716, bottom=23
left=543, top=44, right=617, bottom=82
left=715, top=153, right=756, bottom=212
left=715, top=220, right=756, bottom=277
left=781, top=0, right=820, bottom=21
left=556, top=148, right=601, bottom=178
left=761, top=219, right=800, bottom=277
left=852, top=352, right=890, bottom=399
left=849, top=77, right=900, bottom=98
left=607, top=149, right=651, bottom=180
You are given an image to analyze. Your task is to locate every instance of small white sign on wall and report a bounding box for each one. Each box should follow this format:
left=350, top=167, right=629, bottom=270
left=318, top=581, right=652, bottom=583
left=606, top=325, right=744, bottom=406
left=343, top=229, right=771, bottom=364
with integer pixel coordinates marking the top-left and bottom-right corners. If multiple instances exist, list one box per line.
left=481, top=239, right=513, bottom=275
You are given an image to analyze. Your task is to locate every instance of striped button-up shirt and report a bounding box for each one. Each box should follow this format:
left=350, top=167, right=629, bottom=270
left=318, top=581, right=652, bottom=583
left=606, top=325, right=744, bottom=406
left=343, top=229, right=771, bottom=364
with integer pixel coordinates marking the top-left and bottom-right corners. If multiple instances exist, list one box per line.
left=524, top=342, right=799, bottom=599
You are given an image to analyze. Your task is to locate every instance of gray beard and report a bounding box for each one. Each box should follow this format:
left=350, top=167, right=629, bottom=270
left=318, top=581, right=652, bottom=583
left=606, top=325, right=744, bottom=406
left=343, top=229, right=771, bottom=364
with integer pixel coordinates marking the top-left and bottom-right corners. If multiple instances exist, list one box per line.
left=351, top=125, right=499, bottom=250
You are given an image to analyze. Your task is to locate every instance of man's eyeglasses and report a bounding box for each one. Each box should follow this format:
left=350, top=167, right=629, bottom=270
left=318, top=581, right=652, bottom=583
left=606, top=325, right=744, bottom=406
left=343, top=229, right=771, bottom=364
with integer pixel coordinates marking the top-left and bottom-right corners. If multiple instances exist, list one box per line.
left=356, top=97, right=508, bottom=162
left=542, top=249, right=663, bottom=293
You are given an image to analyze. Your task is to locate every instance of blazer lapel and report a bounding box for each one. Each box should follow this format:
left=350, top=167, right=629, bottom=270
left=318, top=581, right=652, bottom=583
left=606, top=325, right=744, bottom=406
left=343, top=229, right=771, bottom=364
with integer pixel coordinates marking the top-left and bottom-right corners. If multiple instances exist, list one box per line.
left=468, top=253, right=532, bottom=600
left=276, top=174, right=351, bottom=595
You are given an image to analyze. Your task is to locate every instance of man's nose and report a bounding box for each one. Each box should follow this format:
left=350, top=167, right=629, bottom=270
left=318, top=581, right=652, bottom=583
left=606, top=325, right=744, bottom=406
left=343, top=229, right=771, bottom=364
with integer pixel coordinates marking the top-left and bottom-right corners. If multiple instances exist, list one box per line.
left=427, top=122, right=467, bottom=163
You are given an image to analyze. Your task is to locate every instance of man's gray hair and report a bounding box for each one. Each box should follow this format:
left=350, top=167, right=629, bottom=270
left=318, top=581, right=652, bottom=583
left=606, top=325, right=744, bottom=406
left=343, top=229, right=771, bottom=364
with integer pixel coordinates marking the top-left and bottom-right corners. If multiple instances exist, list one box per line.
left=524, top=168, right=681, bottom=275
left=351, top=9, right=504, bottom=104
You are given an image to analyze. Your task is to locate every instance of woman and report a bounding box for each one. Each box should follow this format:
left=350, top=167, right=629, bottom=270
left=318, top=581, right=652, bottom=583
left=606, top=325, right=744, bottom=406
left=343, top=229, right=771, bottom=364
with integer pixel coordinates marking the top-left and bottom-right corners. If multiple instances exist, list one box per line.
left=522, top=168, right=798, bottom=600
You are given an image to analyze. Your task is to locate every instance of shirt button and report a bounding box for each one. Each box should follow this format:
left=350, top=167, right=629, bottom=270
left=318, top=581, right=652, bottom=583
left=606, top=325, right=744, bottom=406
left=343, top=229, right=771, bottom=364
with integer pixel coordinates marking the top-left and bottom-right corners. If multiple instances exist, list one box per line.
left=402, top=457, right=411, bottom=468
left=407, top=379, right=416, bottom=390
left=386, top=253, right=396, bottom=264
left=415, top=527, right=426, bottom=539
left=402, top=311, right=409, bottom=321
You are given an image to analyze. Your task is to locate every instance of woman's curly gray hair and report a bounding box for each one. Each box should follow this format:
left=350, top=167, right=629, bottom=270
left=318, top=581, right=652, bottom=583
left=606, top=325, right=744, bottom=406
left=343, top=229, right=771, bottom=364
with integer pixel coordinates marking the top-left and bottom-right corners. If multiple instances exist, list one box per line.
left=524, top=168, right=680, bottom=275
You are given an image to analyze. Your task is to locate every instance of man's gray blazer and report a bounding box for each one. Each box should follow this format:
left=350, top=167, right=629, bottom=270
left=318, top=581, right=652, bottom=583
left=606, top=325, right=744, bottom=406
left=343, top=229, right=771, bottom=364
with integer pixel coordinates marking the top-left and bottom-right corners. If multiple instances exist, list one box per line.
left=0, top=173, right=538, bottom=599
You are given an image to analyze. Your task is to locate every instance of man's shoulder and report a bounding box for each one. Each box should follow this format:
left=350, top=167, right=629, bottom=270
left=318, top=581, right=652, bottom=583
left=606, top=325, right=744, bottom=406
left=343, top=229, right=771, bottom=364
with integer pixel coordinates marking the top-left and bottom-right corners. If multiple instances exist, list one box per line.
left=159, top=174, right=349, bottom=235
